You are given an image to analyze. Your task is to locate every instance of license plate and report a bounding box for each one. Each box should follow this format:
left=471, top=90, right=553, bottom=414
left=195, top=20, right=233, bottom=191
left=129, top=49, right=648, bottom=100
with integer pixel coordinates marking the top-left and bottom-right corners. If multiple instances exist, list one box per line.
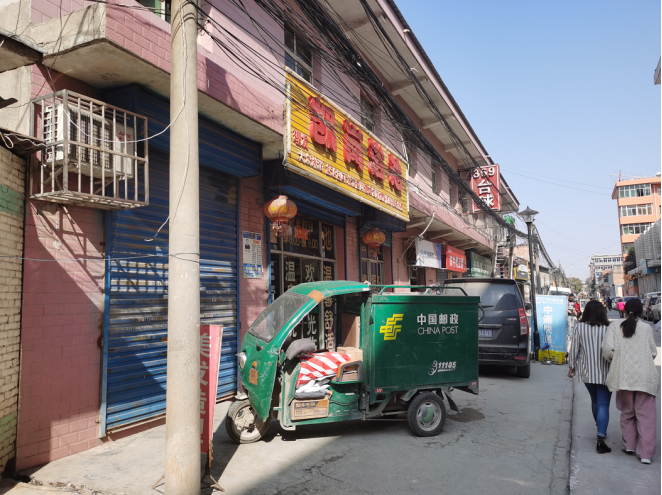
left=478, top=329, right=493, bottom=338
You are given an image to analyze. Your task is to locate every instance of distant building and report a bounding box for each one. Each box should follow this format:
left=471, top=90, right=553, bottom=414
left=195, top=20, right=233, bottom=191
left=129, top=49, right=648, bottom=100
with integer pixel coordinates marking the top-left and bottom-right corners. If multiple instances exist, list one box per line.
left=599, top=266, right=624, bottom=299
left=628, top=220, right=661, bottom=296
left=611, top=176, right=662, bottom=256
left=589, top=254, right=623, bottom=285
left=612, top=175, right=661, bottom=295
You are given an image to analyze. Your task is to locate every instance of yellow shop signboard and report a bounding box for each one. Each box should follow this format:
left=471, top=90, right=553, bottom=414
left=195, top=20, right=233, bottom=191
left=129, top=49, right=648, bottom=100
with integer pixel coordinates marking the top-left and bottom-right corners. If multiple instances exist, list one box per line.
left=286, top=71, right=409, bottom=222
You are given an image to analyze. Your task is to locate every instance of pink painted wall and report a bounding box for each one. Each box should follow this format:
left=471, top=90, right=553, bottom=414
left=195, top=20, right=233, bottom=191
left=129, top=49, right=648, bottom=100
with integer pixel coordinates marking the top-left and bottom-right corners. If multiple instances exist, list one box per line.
left=16, top=202, right=104, bottom=470
left=238, top=176, right=267, bottom=342
left=345, top=216, right=359, bottom=282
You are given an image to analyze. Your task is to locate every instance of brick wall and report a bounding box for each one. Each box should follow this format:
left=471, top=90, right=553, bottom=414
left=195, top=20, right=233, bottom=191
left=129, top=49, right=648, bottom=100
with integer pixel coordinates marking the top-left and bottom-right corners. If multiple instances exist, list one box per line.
left=0, top=147, right=25, bottom=472
left=16, top=202, right=104, bottom=470
left=238, top=176, right=267, bottom=342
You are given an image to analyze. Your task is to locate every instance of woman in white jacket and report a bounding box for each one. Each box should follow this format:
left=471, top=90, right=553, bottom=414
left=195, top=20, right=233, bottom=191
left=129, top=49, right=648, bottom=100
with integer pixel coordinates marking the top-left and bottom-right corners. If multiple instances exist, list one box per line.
left=602, top=298, right=659, bottom=464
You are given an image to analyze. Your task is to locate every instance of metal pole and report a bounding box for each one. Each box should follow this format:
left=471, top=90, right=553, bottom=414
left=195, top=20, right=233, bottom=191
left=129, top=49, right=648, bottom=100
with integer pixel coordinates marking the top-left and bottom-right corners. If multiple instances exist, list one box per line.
left=527, top=221, right=540, bottom=356
left=165, top=0, right=200, bottom=491
left=507, top=233, right=515, bottom=279
left=534, top=238, right=541, bottom=292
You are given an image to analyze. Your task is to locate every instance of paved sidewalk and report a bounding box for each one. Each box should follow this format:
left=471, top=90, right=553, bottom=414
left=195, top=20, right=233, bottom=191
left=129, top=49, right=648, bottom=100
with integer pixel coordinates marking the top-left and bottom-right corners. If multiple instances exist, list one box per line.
left=569, top=316, right=661, bottom=495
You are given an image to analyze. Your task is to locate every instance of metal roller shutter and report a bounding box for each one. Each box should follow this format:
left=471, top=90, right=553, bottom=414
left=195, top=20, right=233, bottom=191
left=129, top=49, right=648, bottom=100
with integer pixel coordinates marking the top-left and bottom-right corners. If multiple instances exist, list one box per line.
left=102, top=156, right=238, bottom=431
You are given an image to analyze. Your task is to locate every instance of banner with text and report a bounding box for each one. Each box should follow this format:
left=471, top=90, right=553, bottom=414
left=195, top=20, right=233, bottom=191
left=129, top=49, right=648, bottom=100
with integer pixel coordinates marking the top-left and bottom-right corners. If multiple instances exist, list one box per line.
left=286, top=71, right=409, bottom=221
left=534, top=295, right=567, bottom=353
left=415, top=238, right=443, bottom=269
left=445, top=246, right=466, bottom=273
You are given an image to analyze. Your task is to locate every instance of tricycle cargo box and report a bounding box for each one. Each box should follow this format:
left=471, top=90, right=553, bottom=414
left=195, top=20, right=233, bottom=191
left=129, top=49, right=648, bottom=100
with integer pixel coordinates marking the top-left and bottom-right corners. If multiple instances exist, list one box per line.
left=367, top=294, right=479, bottom=394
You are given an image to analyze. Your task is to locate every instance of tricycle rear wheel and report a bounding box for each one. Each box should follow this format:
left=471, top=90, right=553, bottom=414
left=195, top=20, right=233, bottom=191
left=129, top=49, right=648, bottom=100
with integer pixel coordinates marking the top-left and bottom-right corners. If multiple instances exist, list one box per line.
left=225, top=399, right=271, bottom=444
left=407, top=392, right=446, bottom=437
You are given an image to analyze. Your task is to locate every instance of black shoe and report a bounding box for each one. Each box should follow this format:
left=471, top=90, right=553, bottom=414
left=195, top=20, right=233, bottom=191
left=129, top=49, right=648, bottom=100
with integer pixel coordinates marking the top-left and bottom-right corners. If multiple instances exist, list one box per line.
left=597, top=437, right=611, bottom=454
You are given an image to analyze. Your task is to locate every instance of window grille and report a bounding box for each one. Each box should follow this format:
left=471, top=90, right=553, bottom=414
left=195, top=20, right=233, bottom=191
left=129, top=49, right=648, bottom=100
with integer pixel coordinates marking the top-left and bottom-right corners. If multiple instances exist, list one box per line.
left=30, top=90, right=149, bottom=209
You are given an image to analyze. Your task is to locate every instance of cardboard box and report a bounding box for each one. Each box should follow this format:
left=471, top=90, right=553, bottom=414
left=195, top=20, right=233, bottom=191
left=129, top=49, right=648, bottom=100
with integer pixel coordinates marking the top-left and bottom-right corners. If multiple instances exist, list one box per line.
left=341, top=314, right=361, bottom=348
left=291, top=398, right=329, bottom=420
left=337, top=346, right=363, bottom=363
left=335, top=367, right=359, bottom=382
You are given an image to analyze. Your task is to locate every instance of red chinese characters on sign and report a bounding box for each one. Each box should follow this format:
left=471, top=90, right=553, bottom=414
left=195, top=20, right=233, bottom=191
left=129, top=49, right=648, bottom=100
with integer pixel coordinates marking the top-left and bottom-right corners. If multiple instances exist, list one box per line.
left=470, top=164, right=501, bottom=213
left=294, top=226, right=309, bottom=240
left=367, top=138, right=385, bottom=181
left=342, top=120, right=364, bottom=171
left=292, top=129, right=308, bottom=149
left=309, top=97, right=337, bottom=153
left=445, top=246, right=466, bottom=272
left=387, top=154, right=403, bottom=191
left=200, top=325, right=223, bottom=454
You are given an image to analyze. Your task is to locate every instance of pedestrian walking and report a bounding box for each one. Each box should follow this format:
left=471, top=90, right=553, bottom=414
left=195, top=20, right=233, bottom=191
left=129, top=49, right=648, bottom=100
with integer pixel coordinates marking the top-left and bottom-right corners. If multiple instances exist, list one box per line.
left=568, top=300, right=613, bottom=454
left=606, top=296, right=612, bottom=311
left=566, top=294, right=578, bottom=358
left=617, top=299, right=625, bottom=318
left=601, top=298, right=659, bottom=464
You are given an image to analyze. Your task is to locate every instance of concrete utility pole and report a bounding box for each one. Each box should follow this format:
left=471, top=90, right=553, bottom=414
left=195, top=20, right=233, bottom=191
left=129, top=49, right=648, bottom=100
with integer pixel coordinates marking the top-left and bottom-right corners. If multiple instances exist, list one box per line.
left=164, top=0, right=201, bottom=492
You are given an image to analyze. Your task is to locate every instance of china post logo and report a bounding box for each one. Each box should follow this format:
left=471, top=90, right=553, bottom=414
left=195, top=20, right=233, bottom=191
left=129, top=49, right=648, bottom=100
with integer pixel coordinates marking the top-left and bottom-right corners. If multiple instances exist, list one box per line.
left=380, top=314, right=403, bottom=341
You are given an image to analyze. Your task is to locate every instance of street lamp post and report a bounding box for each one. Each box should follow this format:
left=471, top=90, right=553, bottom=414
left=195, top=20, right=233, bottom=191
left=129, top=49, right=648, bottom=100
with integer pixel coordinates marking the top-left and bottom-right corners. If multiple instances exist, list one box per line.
left=520, top=206, right=540, bottom=358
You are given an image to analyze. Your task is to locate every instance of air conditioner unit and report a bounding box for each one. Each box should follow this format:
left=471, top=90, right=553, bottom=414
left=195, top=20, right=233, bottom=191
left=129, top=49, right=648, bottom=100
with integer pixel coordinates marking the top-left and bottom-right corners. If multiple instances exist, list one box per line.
left=42, top=104, right=135, bottom=179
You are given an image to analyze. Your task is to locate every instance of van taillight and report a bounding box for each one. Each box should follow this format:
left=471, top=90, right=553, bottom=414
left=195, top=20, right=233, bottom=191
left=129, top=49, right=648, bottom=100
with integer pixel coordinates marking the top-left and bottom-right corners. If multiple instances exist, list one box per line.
left=519, top=308, right=529, bottom=336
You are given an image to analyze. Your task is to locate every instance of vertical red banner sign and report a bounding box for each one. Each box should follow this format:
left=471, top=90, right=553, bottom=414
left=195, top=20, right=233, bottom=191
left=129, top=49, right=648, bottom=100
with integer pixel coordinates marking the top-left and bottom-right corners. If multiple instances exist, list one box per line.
left=200, top=325, right=223, bottom=454
left=445, top=246, right=466, bottom=272
left=471, top=164, right=501, bottom=212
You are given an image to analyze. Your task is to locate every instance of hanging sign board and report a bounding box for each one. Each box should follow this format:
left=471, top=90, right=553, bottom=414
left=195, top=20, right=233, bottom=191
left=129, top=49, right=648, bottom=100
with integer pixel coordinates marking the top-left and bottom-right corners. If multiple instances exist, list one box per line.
left=471, top=164, right=501, bottom=212
left=445, top=245, right=466, bottom=273
left=242, top=231, right=262, bottom=279
left=286, top=71, right=409, bottom=222
left=469, top=252, right=491, bottom=277
left=200, top=325, right=223, bottom=454
left=414, top=238, right=443, bottom=268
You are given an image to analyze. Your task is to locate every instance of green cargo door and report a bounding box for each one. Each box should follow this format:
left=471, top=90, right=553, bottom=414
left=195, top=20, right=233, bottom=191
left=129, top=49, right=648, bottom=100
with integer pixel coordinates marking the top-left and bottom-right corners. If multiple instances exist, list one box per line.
left=369, top=294, right=479, bottom=392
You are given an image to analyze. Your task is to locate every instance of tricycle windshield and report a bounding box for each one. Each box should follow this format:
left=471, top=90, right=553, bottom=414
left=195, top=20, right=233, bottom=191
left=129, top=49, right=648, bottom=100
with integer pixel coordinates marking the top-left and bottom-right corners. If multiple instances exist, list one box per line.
left=248, top=292, right=310, bottom=343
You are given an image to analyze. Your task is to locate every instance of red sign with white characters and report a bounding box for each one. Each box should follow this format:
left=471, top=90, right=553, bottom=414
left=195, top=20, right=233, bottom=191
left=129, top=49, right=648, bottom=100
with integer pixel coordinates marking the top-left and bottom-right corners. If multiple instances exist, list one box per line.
left=470, top=164, right=501, bottom=213
left=200, top=325, right=222, bottom=454
left=445, top=246, right=466, bottom=272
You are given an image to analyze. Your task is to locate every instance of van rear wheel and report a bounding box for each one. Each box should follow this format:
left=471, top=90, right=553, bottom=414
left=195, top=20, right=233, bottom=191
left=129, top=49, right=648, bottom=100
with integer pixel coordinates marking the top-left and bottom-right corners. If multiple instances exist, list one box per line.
left=407, top=392, right=446, bottom=437
left=516, top=363, right=531, bottom=378
left=225, top=399, right=270, bottom=444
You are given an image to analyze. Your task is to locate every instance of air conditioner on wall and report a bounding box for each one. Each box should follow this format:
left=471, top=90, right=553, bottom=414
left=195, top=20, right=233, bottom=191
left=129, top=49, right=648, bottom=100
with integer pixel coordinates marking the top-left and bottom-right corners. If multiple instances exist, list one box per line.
left=42, top=104, right=135, bottom=179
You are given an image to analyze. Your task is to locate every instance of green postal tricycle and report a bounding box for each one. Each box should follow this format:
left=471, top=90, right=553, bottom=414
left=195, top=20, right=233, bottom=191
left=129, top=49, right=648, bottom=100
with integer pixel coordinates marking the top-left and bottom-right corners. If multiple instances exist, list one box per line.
left=226, top=281, right=480, bottom=443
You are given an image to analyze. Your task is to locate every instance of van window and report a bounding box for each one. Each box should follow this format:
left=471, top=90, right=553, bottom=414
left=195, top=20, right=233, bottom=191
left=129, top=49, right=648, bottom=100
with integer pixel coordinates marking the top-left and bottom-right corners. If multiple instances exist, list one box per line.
left=444, top=282, right=521, bottom=310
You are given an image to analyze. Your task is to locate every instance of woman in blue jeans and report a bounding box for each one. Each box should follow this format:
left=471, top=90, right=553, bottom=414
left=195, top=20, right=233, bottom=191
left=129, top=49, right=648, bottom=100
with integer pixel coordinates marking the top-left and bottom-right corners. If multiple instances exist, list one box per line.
left=568, top=300, right=612, bottom=453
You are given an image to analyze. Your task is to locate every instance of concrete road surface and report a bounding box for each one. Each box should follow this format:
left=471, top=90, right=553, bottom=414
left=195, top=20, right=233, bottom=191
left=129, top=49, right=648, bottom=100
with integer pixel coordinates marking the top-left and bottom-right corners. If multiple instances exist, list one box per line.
left=19, top=362, right=572, bottom=495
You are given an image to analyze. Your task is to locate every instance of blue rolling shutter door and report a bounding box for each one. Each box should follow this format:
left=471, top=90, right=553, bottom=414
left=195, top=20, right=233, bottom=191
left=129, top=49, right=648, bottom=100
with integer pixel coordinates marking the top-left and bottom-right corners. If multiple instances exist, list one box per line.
left=106, top=157, right=238, bottom=430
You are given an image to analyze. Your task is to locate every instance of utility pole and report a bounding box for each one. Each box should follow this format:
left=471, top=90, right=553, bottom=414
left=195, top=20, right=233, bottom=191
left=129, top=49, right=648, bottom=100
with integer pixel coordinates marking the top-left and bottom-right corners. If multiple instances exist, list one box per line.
left=165, top=0, right=201, bottom=492
left=507, top=233, right=515, bottom=279
left=534, top=238, right=541, bottom=293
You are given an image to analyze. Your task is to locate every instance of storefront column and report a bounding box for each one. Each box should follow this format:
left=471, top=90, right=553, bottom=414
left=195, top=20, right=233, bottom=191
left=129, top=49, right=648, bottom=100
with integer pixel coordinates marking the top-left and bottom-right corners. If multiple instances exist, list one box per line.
left=345, top=216, right=360, bottom=281
left=239, top=176, right=268, bottom=343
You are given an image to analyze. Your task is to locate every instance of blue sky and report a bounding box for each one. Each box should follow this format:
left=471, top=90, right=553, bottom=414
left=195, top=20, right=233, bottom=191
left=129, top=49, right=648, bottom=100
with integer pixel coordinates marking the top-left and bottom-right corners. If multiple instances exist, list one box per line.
left=399, top=0, right=661, bottom=280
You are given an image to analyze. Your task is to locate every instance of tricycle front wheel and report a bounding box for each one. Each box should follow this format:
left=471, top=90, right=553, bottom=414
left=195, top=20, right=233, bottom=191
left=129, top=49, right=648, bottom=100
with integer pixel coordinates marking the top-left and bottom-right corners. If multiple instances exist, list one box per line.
left=225, top=399, right=271, bottom=444
left=407, top=392, right=446, bottom=437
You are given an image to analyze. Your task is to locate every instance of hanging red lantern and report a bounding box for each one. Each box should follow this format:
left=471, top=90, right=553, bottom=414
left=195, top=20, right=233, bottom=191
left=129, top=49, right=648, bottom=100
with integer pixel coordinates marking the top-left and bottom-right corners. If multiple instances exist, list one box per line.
left=362, top=228, right=386, bottom=249
left=264, top=195, right=297, bottom=236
